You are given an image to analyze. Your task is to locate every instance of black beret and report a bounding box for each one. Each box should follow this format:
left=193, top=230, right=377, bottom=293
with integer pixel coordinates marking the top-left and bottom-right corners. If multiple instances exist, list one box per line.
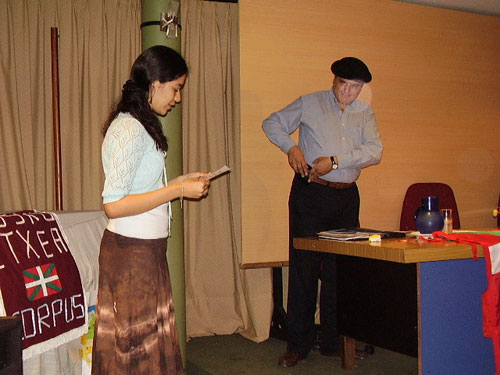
left=330, top=57, right=372, bottom=83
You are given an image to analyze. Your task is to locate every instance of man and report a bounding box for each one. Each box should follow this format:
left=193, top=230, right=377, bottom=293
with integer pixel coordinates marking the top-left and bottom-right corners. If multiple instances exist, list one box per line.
left=262, top=57, right=383, bottom=367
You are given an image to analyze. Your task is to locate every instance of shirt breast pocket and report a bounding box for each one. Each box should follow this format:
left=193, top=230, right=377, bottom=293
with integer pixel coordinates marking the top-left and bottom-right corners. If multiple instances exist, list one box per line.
left=344, top=120, right=364, bottom=147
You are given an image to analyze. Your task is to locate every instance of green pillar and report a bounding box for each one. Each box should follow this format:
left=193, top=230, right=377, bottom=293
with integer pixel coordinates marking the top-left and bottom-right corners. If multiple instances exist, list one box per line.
left=141, top=0, right=186, bottom=366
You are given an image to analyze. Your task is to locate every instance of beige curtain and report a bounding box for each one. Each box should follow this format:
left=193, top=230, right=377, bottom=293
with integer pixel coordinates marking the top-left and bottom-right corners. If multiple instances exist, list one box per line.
left=181, top=0, right=273, bottom=342
left=0, top=0, right=141, bottom=212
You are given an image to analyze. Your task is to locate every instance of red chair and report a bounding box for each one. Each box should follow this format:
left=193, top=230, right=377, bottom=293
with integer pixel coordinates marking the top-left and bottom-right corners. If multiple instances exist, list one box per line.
left=400, top=183, right=461, bottom=231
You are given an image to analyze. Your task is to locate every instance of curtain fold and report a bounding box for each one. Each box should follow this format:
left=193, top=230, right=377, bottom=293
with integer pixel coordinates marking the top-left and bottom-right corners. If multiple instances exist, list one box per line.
left=0, top=0, right=141, bottom=212
left=181, top=0, right=272, bottom=342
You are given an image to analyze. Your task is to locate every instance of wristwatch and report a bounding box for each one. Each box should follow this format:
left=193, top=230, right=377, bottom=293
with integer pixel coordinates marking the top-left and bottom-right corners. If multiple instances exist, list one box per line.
left=330, top=156, right=338, bottom=170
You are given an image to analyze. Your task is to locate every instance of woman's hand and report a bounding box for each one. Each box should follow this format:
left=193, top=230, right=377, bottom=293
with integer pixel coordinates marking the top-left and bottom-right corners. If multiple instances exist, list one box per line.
left=103, top=173, right=211, bottom=219
left=179, top=176, right=210, bottom=199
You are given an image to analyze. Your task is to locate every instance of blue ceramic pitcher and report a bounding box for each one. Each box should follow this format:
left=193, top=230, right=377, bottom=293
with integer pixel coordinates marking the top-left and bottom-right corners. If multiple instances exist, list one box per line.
left=415, top=196, right=444, bottom=234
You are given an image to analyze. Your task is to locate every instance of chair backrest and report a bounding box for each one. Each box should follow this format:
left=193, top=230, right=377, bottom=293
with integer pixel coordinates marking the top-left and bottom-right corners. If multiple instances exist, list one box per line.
left=400, top=183, right=461, bottom=231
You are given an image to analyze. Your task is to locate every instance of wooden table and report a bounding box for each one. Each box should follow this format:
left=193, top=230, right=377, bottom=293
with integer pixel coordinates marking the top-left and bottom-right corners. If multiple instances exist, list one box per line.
left=293, top=236, right=496, bottom=375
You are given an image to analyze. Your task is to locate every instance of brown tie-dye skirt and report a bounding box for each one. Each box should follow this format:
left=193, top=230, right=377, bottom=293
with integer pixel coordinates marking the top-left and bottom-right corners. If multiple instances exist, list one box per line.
left=91, top=229, right=184, bottom=375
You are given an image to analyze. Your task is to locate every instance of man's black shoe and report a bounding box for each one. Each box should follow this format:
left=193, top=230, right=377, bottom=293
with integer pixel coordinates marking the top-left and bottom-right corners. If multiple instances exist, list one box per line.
left=278, top=350, right=303, bottom=367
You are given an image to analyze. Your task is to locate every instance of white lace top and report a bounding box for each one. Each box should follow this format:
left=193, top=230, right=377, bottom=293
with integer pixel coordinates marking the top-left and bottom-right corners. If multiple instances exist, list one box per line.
left=101, top=113, right=171, bottom=239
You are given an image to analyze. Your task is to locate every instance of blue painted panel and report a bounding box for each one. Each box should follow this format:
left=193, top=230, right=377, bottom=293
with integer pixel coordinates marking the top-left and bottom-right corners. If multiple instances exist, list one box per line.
left=420, top=258, right=495, bottom=374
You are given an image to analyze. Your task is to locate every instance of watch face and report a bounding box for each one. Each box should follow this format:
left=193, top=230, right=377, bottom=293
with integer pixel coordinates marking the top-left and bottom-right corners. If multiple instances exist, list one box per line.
left=330, top=156, right=337, bottom=170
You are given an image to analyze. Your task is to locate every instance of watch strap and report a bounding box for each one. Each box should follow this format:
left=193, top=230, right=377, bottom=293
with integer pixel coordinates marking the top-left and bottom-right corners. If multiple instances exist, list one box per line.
left=330, top=156, right=338, bottom=170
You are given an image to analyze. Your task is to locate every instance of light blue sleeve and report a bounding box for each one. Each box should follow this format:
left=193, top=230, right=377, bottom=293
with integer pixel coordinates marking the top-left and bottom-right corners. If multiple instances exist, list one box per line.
left=101, top=116, right=148, bottom=204
left=262, top=97, right=303, bottom=154
left=337, top=106, right=383, bottom=169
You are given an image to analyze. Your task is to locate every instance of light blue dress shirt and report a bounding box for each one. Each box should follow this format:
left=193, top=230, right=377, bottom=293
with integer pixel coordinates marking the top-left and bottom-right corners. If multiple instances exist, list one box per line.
left=262, top=88, right=383, bottom=183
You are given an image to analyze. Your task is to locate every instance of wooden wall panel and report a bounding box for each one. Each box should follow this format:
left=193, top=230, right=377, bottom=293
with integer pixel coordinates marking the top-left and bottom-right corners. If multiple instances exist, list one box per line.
left=240, top=0, right=500, bottom=265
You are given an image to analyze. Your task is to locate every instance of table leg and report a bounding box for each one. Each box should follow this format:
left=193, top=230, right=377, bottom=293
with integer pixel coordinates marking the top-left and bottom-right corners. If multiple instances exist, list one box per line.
left=270, top=267, right=288, bottom=340
left=341, top=335, right=356, bottom=370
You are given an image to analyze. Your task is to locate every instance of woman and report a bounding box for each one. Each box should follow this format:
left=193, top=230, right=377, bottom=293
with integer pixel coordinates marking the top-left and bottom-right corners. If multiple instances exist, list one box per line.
left=92, top=46, right=210, bottom=375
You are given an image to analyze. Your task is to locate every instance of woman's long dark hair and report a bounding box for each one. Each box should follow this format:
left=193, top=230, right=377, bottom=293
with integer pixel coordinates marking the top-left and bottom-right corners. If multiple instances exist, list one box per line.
left=102, top=46, right=188, bottom=152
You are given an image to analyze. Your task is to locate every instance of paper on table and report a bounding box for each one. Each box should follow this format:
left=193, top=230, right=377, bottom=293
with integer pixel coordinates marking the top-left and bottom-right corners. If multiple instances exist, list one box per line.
left=209, top=165, right=231, bottom=180
left=408, top=231, right=434, bottom=239
left=317, top=228, right=407, bottom=241
left=317, top=228, right=388, bottom=241
left=317, top=228, right=405, bottom=241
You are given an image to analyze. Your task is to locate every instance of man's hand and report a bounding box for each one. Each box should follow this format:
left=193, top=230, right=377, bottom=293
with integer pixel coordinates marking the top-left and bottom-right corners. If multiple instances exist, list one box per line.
left=287, top=146, right=309, bottom=178
left=309, top=156, right=338, bottom=179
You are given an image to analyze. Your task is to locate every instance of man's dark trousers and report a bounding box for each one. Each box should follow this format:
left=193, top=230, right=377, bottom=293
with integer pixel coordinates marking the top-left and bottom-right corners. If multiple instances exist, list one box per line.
left=286, top=175, right=360, bottom=357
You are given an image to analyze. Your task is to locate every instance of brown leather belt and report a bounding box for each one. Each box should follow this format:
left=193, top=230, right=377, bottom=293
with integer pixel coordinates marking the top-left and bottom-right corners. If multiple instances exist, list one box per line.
left=310, top=176, right=355, bottom=189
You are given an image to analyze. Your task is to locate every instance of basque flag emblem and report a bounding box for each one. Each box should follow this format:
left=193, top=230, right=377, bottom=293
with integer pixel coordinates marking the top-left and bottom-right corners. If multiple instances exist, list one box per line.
left=23, top=263, right=63, bottom=301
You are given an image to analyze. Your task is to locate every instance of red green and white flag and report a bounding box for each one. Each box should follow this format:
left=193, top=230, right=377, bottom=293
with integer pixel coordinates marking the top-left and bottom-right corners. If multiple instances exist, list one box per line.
left=23, top=263, right=62, bottom=301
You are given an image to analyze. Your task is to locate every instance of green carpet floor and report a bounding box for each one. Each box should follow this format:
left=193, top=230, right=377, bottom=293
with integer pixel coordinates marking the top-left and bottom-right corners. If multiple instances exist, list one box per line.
left=186, top=334, right=417, bottom=375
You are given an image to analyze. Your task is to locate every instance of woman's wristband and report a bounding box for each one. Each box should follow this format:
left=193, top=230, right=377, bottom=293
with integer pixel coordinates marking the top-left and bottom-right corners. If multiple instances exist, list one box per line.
left=180, top=182, right=184, bottom=209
